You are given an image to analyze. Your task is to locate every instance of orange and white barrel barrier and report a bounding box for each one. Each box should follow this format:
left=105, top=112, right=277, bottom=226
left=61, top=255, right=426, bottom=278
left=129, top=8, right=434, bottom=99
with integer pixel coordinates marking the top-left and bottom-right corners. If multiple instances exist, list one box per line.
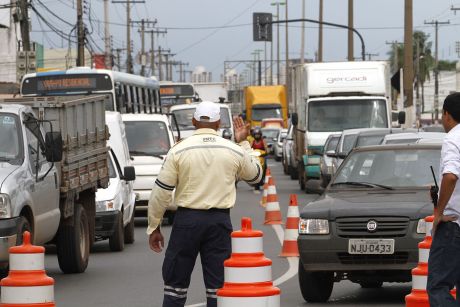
left=405, top=215, right=433, bottom=307
left=280, top=194, right=300, bottom=257
left=260, top=168, right=272, bottom=208
left=0, top=231, right=55, bottom=307
left=263, top=177, right=283, bottom=225
left=217, top=217, right=280, bottom=307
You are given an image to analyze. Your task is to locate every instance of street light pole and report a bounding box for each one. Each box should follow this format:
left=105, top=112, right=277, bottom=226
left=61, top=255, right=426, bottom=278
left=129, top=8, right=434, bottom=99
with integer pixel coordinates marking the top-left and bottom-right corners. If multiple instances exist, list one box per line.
left=271, top=2, right=285, bottom=84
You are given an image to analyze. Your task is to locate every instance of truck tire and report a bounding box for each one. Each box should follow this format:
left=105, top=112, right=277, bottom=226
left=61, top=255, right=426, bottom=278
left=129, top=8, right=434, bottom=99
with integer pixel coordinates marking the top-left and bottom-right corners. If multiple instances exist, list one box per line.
left=298, top=260, right=333, bottom=303
left=282, top=158, right=288, bottom=175
left=16, top=216, right=31, bottom=245
left=298, top=164, right=306, bottom=190
left=57, top=205, right=90, bottom=274
left=290, top=165, right=298, bottom=180
left=124, top=210, right=135, bottom=244
left=109, top=212, right=125, bottom=252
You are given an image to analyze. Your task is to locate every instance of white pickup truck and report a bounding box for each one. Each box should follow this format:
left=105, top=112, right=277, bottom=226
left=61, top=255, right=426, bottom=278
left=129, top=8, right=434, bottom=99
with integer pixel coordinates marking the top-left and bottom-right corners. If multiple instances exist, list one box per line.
left=0, top=95, right=109, bottom=273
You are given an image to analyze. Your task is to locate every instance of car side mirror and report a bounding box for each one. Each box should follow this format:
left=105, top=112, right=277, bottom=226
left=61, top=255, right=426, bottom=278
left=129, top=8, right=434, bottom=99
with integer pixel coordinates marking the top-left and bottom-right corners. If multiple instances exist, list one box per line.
left=398, top=111, right=406, bottom=125
left=291, top=113, right=298, bottom=126
left=122, top=166, right=136, bottom=181
left=45, top=132, right=63, bottom=162
left=326, top=150, right=337, bottom=158
left=273, top=137, right=277, bottom=142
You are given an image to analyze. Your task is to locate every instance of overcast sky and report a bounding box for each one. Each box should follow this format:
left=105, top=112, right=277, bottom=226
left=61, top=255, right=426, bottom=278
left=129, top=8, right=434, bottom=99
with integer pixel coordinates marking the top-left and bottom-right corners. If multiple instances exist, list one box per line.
left=30, top=0, right=460, bottom=79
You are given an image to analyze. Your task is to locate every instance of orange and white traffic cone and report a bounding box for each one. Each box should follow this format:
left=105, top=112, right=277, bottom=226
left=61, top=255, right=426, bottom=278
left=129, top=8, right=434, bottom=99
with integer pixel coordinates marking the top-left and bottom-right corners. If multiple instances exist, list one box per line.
left=260, top=168, right=271, bottom=208
left=264, top=177, right=283, bottom=225
left=1, top=231, right=55, bottom=307
left=405, top=215, right=433, bottom=307
left=217, top=217, right=280, bottom=307
left=280, top=194, right=300, bottom=257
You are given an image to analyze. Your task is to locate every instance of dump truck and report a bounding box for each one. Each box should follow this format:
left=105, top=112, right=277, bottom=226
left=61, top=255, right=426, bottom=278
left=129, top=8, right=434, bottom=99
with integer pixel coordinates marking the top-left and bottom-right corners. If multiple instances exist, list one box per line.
left=0, top=95, right=109, bottom=273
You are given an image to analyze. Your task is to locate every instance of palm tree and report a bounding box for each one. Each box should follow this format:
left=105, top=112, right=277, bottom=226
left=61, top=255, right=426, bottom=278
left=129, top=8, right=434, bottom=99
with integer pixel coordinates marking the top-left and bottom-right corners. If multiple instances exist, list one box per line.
left=387, top=31, right=434, bottom=113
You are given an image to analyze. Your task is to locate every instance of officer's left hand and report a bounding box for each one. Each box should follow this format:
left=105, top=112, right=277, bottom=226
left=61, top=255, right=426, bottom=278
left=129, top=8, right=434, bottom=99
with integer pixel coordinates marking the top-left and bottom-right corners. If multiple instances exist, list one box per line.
left=149, top=228, right=164, bottom=253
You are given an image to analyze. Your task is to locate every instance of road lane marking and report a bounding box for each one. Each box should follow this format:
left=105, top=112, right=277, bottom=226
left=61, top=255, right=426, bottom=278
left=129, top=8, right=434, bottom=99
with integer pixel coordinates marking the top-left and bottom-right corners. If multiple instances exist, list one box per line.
left=271, top=224, right=299, bottom=287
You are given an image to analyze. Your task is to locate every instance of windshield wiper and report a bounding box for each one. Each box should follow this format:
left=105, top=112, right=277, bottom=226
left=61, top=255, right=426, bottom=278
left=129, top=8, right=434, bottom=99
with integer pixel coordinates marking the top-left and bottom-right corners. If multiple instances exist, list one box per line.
left=129, top=151, right=164, bottom=160
left=331, top=181, right=394, bottom=190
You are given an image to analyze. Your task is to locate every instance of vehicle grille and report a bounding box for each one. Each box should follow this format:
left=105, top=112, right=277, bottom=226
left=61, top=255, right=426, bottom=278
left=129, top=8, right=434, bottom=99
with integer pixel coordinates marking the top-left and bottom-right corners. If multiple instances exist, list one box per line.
left=337, top=252, right=409, bottom=265
left=335, top=217, right=409, bottom=238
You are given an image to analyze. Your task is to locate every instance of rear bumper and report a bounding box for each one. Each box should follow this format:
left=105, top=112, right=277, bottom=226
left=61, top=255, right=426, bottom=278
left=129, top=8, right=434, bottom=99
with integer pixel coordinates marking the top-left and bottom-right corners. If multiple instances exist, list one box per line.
left=95, top=211, right=119, bottom=238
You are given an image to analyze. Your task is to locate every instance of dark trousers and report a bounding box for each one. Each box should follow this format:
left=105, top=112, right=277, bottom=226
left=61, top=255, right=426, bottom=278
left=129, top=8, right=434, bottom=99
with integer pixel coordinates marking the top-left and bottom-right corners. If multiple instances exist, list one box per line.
left=162, top=208, right=232, bottom=307
left=427, top=221, right=460, bottom=306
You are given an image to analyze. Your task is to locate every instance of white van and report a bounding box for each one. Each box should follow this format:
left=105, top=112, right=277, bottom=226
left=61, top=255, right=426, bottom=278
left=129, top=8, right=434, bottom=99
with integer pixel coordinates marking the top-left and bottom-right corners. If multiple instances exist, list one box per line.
left=122, top=113, right=177, bottom=224
left=95, top=112, right=136, bottom=251
left=170, top=103, right=234, bottom=140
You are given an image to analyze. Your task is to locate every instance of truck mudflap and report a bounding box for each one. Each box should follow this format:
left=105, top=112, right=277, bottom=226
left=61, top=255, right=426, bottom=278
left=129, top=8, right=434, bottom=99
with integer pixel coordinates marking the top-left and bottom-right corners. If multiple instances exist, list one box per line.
left=303, top=155, right=321, bottom=179
left=0, top=217, right=22, bottom=264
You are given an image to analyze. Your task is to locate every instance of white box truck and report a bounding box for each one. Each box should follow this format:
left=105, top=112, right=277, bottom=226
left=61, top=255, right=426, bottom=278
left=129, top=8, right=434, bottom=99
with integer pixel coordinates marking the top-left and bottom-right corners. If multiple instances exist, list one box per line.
left=290, top=61, right=404, bottom=192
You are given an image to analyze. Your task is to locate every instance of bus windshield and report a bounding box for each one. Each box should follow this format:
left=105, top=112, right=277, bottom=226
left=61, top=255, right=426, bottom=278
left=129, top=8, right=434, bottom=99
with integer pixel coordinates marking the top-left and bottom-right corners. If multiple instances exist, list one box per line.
left=308, top=99, right=388, bottom=132
left=171, top=107, right=231, bottom=131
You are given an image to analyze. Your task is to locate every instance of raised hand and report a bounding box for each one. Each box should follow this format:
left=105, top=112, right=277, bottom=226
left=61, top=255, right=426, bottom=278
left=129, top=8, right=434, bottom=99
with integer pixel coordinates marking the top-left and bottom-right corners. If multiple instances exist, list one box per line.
left=233, top=116, right=250, bottom=143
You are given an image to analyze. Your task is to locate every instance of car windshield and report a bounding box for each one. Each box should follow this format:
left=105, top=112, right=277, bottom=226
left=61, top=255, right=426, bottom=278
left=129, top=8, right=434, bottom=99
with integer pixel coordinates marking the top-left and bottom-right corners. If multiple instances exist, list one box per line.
left=252, top=107, right=282, bottom=121
left=124, top=121, right=171, bottom=156
left=342, top=134, right=358, bottom=154
left=0, top=114, right=21, bottom=162
left=172, top=107, right=231, bottom=130
left=326, top=136, right=340, bottom=152
left=262, top=129, right=279, bottom=139
left=308, top=99, right=388, bottom=132
left=333, top=148, right=441, bottom=188
left=356, top=134, right=386, bottom=147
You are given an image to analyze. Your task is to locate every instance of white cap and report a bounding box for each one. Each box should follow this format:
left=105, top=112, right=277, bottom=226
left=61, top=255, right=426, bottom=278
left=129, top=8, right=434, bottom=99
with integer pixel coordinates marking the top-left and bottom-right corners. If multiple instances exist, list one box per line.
left=193, top=101, right=221, bottom=122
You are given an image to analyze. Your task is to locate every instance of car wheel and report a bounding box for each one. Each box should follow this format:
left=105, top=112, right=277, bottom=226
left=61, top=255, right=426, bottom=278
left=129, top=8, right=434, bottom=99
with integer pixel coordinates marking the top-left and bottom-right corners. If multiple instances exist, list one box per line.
left=298, top=260, right=334, bottom=303
left=109, top=212, right=125, bottom=252
left=124, top=210, right=135, bottom=244
left=359, top=281, right=383, bottom=288
left=16, top=216, right=31, bottom=245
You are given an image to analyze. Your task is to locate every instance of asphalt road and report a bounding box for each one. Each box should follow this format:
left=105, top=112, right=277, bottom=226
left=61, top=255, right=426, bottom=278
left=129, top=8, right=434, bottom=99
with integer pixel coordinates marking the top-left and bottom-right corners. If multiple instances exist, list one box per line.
left=41, top=159, right=411, bottom=307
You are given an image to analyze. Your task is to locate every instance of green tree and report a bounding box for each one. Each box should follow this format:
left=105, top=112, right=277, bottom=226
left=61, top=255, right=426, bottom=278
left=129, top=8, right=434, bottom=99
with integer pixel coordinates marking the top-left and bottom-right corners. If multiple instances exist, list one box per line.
left=387, top=31, right=434, bottom=113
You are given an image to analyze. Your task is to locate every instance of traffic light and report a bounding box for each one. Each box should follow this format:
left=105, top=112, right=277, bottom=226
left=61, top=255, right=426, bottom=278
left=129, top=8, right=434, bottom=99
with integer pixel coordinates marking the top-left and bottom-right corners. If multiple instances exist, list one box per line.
left=253, top=13, right=273, bottom=42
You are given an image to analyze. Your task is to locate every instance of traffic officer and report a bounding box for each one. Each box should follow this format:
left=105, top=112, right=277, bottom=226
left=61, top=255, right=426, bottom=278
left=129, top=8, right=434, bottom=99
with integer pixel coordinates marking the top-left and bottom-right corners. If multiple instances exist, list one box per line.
left=148, top=101, right=263, bottom=307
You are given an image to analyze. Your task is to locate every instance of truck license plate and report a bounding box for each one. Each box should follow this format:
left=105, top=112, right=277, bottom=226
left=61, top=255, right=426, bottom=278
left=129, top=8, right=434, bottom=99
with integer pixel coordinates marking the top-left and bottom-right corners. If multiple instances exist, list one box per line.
left=348, top=239, right=394, bottom=255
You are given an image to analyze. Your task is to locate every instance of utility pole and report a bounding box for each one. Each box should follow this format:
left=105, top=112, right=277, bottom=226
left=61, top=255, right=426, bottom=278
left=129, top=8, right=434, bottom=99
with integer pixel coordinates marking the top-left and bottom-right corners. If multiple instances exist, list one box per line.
left=425, top=19, right=450, bottom=121
left=77, top=0, right=85, bottom=66
left=18, top=0, right=31, bottom=52
left=318, top=0, right=323, bottom=62
left=104, top=0, right=111, bottom=68
left=112, top=0, right=145, bottom=73
left=285, top=0, right=289, bottom=85
left=132, top=19, right=156, bottom=76
left=155, top=47, right=171, bottom=81
left=270, top=2, right=285, bottom=84
left=115, top=48, right=126, bottom=71
left=365, top=53, right=379, bottom=61
left=300, top=0, right=305, bottom=64
left=177, top=62, right=189, bottom=82
left=403, top=0, right=414, bottom=113
left=348, top=0, right=354, bottom=61
left=145, top=28, right=167, bottom=77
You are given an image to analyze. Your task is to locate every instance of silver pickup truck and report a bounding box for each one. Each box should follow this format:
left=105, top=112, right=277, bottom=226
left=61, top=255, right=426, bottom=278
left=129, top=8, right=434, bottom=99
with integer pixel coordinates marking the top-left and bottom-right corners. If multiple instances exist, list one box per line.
left=0, top=95, right=109, bottom=273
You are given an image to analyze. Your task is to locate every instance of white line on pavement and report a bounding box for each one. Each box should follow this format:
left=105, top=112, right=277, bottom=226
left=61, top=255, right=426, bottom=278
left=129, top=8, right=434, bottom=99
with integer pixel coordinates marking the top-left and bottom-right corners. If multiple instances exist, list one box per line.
left=271, top=224, right=299, bottom=287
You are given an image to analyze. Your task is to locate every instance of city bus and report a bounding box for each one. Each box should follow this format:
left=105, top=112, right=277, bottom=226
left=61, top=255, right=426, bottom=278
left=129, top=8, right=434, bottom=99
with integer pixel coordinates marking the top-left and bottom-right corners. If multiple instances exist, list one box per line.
left=159, top=82, right=197, bottom=109
left=20, top=67, right=161, bottom=114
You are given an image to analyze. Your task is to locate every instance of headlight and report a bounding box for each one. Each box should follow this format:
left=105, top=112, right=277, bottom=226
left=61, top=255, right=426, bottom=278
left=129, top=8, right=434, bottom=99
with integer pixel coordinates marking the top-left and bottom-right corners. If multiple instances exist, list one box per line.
left=0, top=194, right=12, bottom=218
left=299, top=219, right=329, bottom=234
left=96, top=200, right=115, bottom=212
left=416, top=219, right=426, bottom=234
